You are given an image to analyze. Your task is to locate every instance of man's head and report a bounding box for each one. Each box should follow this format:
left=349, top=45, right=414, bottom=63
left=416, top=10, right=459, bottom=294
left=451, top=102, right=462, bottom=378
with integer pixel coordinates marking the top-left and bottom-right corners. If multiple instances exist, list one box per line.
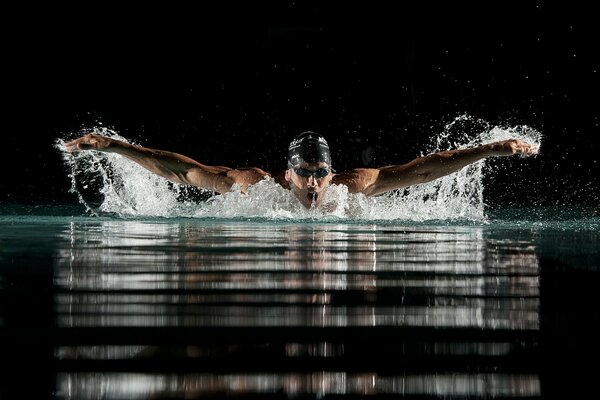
left=285, top=131, right=334, bottom=208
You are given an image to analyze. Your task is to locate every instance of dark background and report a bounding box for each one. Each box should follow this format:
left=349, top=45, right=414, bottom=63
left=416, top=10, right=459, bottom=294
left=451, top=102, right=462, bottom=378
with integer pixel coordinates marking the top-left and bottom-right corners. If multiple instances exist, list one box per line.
left=4, top=1, right=599, bottom=207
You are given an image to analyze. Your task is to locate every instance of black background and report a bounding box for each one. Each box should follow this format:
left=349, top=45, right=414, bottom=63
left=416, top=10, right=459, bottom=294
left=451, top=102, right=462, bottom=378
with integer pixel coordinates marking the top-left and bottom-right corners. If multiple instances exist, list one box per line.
left=4, top=1, right=599, bottom=207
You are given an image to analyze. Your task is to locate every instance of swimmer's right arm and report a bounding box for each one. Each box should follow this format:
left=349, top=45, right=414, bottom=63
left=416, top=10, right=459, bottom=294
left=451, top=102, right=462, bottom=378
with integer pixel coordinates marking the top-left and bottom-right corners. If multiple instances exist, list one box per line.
left=64, top=134, right=267, bottom=193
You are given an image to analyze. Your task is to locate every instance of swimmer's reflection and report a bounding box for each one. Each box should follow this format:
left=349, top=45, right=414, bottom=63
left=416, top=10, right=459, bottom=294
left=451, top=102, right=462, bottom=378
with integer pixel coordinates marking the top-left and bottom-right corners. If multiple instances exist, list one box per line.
left=56, top=371, right=541, bottom=398
left=54, top=221, right=539, bottom=330
left=54, top=221, right=541, bottom=398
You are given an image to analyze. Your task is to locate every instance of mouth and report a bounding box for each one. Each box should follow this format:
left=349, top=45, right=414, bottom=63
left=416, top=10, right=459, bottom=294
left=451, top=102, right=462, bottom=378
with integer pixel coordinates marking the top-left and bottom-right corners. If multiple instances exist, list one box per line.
left=307, top=192, right=318, bottom=203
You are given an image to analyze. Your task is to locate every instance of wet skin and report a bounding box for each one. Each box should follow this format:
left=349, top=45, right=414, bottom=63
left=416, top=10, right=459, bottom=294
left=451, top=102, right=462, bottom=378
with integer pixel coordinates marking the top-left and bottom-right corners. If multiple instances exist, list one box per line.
left=284, top=162, right=334, bottom=209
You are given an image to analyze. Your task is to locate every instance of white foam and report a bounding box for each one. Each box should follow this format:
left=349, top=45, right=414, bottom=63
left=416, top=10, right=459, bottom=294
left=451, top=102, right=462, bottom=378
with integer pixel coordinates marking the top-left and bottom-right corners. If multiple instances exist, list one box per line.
left=55, top=117, right=542, bottom=222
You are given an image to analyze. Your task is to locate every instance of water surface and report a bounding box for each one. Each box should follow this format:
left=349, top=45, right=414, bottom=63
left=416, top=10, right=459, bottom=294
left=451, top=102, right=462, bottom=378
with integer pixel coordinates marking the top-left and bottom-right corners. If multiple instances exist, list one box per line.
left=1, top=205, right=598, bottom=398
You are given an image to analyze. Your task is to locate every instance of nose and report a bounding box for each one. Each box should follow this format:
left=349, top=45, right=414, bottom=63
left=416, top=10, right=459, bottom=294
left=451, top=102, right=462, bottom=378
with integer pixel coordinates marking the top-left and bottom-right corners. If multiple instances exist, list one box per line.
left=307, top=175, right=318, bottom=187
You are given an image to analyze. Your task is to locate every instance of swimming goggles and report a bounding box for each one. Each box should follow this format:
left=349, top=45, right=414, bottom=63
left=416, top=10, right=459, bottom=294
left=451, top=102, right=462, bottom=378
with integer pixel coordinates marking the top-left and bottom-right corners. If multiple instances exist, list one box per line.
left=293, top=167, right=331, bottom=178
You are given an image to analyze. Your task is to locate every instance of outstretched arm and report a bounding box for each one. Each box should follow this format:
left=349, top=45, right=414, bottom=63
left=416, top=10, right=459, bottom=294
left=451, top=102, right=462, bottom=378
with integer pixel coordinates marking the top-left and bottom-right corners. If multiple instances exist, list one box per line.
left=64, top=134, right=268, bottom=193
left=335, top=139, right=537, bottom=196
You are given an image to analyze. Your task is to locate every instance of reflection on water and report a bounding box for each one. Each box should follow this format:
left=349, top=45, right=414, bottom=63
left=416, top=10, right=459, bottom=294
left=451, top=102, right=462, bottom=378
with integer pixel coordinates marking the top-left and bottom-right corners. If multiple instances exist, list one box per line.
left=0, top=218, right=554, bottom=398
left=54, top=221, right=539, bottom=331
left=47, top=220, right=541, bottom=398
left=57, top=372, right=540, bottom=398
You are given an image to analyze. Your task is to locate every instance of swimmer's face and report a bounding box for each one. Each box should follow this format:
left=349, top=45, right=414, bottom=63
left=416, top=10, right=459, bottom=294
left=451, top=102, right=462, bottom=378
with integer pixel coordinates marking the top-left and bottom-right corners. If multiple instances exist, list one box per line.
left=285, top=161, right=334, bottom=209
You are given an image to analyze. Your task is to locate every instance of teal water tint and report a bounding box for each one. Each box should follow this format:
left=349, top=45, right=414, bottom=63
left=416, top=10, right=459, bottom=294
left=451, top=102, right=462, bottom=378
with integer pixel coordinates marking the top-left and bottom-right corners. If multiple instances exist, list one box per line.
left=1, top=204, right=599, bottom=398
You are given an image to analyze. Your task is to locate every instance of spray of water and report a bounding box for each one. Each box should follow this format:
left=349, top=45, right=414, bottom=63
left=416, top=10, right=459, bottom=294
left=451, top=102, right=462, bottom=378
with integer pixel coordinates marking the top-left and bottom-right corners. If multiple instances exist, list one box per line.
left=55, top=117, right=542, bottom=221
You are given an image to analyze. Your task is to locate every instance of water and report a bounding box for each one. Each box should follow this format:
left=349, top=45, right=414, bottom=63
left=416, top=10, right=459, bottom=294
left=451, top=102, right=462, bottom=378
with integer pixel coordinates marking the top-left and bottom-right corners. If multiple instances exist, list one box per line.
left=54, top=116, right=542, bottom=221
left=1, top=206, right=598, bottom=399
left=2, top=120, right=598, bottom=398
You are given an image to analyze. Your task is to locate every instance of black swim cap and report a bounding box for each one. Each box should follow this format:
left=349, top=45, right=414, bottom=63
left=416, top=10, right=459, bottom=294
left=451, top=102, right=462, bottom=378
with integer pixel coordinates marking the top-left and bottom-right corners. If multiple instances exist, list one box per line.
left=287, top=131, right=332, bottom=168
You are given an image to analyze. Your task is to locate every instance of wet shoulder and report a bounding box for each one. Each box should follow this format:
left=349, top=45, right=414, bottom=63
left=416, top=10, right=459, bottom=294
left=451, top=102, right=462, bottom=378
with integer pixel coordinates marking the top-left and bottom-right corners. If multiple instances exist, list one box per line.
left=272, top=170, right=290, bottom=189
left=226, top=167, right=270, bottom=186
left=333, top=168, right=379, bottom=193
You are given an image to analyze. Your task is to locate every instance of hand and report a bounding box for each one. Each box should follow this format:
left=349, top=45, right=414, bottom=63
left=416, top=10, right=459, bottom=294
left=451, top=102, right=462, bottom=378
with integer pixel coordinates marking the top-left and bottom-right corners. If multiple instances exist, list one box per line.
left=65, top=134, right=115, bottom=153
left=491, top=139, right=539, bottom=157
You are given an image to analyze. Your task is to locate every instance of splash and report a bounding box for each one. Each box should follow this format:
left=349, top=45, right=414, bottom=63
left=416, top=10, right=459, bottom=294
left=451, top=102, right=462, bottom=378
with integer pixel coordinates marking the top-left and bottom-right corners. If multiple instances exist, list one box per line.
left=55, top=117, right=542, bottom=221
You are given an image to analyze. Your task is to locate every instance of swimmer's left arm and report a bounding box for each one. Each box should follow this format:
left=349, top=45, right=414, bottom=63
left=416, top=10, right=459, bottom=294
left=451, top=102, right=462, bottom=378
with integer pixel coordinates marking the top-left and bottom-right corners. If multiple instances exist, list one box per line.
left=340, top=139, right=537, bottom=196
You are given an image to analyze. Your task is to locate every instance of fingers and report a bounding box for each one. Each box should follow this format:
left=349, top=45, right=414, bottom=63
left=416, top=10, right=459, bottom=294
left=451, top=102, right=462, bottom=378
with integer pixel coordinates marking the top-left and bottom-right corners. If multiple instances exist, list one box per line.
left=64, top=134, right=100, bottom=152
left=64, top=140, right=80, bottom=152
left=494, top=139, right=538, bottom=157
left=65, top=139, right=88, bottom=152
left=515, top=140, right=538, bottom=156
left=509, top=139, right=538, bottom=156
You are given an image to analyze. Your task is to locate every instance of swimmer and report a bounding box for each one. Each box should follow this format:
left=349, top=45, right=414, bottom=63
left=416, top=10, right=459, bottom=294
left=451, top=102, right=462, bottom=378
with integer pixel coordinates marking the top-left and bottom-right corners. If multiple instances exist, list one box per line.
left=65, top=131, right=537, bottom=209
